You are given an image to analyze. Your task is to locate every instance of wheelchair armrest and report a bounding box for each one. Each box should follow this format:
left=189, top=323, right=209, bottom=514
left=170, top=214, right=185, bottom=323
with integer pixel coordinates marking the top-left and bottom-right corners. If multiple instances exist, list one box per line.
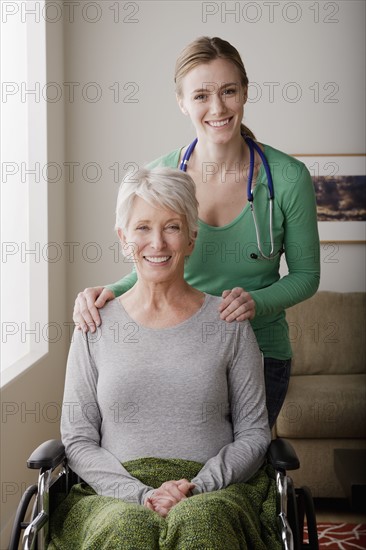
left=267, top=438, right=300, bottom=471
left=27, top=439, right=66, bottom=470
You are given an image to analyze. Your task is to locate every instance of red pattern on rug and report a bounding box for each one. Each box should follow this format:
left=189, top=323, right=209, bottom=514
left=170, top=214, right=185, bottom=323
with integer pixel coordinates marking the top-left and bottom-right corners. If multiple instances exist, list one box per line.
left=304, top=523, right=366, bottom=549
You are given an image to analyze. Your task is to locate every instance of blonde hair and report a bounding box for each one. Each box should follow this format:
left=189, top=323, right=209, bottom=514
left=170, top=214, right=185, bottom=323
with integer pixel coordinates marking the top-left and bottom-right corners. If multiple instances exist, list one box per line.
left=174, top=36, right=255, bottom=140
left=115, top=167, right=198, bottom=241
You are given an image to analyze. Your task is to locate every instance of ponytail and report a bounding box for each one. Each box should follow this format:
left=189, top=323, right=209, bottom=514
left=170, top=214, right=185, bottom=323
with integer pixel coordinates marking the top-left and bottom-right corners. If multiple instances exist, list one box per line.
left=240, top=123, right=256, bottom=141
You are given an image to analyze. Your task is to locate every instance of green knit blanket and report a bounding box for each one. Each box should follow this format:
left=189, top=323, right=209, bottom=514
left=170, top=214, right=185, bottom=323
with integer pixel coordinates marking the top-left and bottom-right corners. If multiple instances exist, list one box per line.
left=48, top=458, right=281, bottom=549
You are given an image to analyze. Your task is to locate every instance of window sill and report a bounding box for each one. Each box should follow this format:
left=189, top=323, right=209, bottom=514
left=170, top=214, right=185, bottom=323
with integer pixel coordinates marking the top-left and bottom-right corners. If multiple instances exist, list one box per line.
left=1, top=348, right=48, bottom=389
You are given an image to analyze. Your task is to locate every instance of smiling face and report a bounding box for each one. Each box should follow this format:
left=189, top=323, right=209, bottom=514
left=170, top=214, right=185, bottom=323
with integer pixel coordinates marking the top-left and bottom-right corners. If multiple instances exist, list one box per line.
left=118, top=196, right=194, bottom=285
left=177, top=57, right=247, bottom=145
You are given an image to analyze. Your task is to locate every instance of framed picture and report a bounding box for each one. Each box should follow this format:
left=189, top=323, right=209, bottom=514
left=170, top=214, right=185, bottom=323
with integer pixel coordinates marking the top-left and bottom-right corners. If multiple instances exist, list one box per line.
left=293, top=154, right=366, bottom=243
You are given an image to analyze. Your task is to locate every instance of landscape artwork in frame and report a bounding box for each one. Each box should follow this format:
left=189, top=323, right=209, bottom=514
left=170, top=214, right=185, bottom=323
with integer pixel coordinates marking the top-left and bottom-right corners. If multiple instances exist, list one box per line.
left=293, top=155, right=366, bottom=242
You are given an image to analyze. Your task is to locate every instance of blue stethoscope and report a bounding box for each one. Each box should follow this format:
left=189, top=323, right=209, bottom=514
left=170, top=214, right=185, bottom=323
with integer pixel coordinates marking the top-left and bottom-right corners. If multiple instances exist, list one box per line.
left=179, top=134, right=281, bottom=260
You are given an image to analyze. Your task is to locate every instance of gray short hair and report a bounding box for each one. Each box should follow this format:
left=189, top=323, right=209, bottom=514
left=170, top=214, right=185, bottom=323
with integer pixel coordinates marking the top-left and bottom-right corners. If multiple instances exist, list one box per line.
left=115, top=167, right=199, bottom=240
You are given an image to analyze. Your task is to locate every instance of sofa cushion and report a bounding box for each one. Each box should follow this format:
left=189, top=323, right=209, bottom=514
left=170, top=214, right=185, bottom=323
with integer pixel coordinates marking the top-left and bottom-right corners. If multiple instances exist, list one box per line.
left=284, top=438, right=366, bottom=498
left=286, top=292, right=366, bottom=375
left=276, top=374, right=366, bottom=438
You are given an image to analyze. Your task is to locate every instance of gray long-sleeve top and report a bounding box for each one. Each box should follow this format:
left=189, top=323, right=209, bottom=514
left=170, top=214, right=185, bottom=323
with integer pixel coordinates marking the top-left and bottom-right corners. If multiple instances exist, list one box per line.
left=61, top=294, right=271, bottom=505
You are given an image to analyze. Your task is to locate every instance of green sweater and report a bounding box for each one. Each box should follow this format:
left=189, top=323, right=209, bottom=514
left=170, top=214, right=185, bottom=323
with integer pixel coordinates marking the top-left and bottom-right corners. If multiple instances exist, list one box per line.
left=107, top=144, right=320, bottom=359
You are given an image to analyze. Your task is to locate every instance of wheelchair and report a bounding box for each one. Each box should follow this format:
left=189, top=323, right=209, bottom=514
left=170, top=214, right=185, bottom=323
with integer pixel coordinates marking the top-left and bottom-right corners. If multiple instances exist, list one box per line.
left=9, top=438, right=319, bottom=550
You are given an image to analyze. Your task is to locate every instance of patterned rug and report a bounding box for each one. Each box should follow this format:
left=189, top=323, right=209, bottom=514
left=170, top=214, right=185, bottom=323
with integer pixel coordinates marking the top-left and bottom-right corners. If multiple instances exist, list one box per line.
left=304, top=523, right=366, bottom=549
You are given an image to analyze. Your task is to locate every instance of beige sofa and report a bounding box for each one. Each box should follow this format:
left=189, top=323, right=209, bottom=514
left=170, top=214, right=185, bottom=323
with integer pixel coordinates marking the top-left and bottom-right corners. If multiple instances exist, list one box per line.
left=274, top=291, right=366, bottom=498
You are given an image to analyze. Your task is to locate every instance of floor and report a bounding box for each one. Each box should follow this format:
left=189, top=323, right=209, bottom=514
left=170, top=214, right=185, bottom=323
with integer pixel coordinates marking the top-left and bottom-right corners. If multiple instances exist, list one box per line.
left=314, top=498, right=366, bottom=524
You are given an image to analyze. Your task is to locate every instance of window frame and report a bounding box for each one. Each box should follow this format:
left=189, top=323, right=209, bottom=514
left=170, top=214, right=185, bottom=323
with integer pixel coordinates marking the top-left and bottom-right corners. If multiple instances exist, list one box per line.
left=1, top=1, right=48, bottom=387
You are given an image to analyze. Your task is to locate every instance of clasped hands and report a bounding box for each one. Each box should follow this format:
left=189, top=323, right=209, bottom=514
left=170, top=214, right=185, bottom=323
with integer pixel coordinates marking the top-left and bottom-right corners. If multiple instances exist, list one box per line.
left=144, top=479, right=196, bottom=517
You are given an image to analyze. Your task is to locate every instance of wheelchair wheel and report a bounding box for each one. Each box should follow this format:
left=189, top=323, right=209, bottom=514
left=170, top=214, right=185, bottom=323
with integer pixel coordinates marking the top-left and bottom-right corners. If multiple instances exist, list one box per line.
left=296, top=486, right=319, bottom=550
left=287, top=477, right=302, bottom=550
left=9, top=484, right=38, bottom=550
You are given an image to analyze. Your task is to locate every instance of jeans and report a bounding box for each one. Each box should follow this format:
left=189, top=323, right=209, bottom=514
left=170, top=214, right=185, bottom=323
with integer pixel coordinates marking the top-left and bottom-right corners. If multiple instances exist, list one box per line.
left=263, top=357, right=292, bottom=429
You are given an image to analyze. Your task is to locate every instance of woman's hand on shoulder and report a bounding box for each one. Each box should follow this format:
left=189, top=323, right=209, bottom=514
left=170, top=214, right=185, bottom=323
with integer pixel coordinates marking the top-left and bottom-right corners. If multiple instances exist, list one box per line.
left=73, top=286, right=115, bottom=333
left=219, top=287, right=255, bottom=322
left=144, top=479, right=195, bottom=517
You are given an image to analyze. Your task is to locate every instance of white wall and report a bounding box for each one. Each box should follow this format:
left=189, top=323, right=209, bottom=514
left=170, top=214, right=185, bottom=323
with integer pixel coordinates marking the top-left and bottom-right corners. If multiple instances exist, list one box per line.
left=63, top=0, right=365, bottom=317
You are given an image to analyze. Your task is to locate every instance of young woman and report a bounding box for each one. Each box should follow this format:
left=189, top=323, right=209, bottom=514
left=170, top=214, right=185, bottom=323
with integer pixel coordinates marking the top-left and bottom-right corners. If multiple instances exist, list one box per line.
left=73, top=36, right=320, bottom=428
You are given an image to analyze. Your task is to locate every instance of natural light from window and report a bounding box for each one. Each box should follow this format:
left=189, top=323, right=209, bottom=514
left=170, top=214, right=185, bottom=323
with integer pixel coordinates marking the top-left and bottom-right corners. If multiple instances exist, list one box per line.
left=1, top=1, right=48, bottom=387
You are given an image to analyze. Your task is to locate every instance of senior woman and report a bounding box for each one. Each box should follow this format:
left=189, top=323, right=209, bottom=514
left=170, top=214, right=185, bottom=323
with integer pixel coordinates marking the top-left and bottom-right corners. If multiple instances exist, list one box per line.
left=49, top=167, right=280, bottom=550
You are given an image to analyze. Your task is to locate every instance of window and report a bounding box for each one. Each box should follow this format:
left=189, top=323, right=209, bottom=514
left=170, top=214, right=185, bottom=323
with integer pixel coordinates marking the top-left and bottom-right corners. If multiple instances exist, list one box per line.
left=1, top=1, right=48, bottom=387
